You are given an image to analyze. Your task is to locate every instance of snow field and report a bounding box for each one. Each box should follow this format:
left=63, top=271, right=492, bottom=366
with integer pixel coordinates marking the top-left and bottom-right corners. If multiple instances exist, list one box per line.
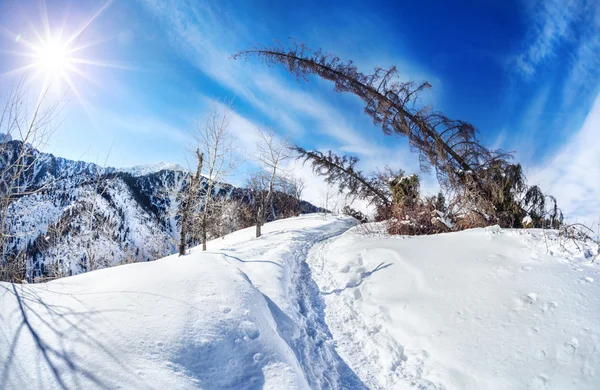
left=0, top=214, right=359, bottom=389
left=307, top=224, right=600, bottom=389
left=2, top=214, right=598, bottom=389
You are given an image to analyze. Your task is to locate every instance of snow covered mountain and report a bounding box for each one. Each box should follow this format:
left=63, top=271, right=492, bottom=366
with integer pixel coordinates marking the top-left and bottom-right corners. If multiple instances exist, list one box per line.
left=0, top=132, right=12, bottom=143
left=119, top=162, right=190, bottom=177
left=1, top=215, right=598, bottom=389
left=1, top=140, right=320, bottom=280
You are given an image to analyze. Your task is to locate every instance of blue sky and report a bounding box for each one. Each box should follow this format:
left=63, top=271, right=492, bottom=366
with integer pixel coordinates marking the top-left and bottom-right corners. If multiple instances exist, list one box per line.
left=0, top=0, right=599, bottom=223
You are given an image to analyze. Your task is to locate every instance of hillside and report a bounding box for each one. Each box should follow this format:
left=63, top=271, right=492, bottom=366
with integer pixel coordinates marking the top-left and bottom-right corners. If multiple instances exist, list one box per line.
left=1, top=214, right=598, bottom=389
left=1, top=140, right=320, bottom=280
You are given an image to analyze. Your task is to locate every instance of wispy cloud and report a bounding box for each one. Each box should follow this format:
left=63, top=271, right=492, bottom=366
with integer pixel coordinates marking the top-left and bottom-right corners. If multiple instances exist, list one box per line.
left=514, top=0, right=600, bottom=99
left=514, top=0, right=581, bottom=77
left=527, top=93, right=600, bottom=225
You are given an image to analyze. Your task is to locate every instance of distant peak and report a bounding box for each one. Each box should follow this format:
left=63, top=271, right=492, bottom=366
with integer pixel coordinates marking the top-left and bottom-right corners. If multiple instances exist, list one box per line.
left=119, top=162, right=190, bottom=177
left=0, top=132, right=13, bottom=143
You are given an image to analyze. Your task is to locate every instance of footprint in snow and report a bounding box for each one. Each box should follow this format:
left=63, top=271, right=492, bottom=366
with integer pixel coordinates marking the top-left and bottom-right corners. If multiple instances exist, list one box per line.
left=541, top=301, right=557, bottom=314
left=557, top=338, right=578, bottom=364
left=536, top=350, right=547, bottom=360
left=530, top=374, right=549, bottom=389
left=357, top=255, right=364, bottom=266
left=240, top=321, right=260, bottom=340
left=522, top=293, right=537, bottom=304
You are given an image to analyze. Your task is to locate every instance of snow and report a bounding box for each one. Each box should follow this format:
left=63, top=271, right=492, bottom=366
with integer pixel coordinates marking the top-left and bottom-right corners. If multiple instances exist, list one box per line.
left=2, top=214, right=599, bottom=389
left=0, top=214, right=361, bottom=389
left=308, top=224, right=600, bottom=389
left=119, top=162, right=189, bottom=177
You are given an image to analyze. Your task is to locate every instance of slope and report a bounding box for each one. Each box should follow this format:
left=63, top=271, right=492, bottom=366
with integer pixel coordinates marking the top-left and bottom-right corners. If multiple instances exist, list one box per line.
left=0, top=214, right=361, bottom=389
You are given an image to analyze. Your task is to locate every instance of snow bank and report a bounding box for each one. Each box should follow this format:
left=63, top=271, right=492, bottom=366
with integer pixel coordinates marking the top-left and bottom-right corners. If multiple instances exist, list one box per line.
left=308, top=225, right=600, bottom=389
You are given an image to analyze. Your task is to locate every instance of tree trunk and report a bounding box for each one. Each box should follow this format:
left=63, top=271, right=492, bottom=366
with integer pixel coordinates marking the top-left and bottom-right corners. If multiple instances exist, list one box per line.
left=179, top=150, right=203, bottom=256
left=179, top=209, right=189, bottom=256
left=202, top=217, right=207, bottom=251
left=255, top=205, right=263, bottom=238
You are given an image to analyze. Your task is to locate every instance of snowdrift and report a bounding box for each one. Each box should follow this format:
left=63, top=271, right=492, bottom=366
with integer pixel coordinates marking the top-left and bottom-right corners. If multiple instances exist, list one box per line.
left=1, top=214, right=599, bottom=389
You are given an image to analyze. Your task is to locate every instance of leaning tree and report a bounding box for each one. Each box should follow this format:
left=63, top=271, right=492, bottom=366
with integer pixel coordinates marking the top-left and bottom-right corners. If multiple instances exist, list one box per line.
left=234, top=41, right=558, bottom=228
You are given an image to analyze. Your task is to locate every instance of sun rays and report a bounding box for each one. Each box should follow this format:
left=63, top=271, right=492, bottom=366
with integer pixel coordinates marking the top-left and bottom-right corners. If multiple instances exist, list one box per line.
left=2, top=0, right=119, bottom=114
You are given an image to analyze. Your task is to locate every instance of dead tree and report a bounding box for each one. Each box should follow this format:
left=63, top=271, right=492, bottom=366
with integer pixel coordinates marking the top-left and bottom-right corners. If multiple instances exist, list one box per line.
left=1, top=80, right=64, bottom=281
left=234, top=41, right=558, bottom=228
left=178, top=149, right=203, bottom=256
left=295, top=147, right=391, bottom=209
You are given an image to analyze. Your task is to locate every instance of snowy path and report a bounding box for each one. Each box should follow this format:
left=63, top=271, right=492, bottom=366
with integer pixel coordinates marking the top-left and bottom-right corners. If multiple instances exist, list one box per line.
left=307, top=230, right=443, bottom=389
left=208, top=215, right=365, bottom=389
left=307, top=224, right=600, bottom=389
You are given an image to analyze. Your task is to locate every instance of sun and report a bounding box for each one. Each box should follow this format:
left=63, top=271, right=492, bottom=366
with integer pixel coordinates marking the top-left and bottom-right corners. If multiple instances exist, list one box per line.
left=32, top=36, right=73, bottom=78
left=3, top=0, right=117, bottom=110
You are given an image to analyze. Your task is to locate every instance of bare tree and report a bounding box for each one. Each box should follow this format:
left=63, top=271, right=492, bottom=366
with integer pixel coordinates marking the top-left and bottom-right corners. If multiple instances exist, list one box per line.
left=195, top=101, right=241, bottom=251
left=251, top=128, right=292, bottom=237
left=273, top=174, right=305, bottom=218
left=287, top=175, right=306, bottom=216
left=178, top=149, right=203, bottom=256
left=0, top=80, right=65, bottom=282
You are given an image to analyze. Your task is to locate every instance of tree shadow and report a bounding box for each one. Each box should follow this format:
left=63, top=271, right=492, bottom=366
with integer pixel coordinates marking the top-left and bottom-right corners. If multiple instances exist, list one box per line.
left=0, top=283, right=152, bottom=389
left=321, top=262, right=393, bottom=295
left=217, top=252, right=283, bottom=268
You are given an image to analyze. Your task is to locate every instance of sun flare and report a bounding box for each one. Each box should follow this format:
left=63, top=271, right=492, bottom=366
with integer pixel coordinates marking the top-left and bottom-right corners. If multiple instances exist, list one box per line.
left=32, top=36, right=73, bottom=77
left=3, top=0, right=116, bottom=112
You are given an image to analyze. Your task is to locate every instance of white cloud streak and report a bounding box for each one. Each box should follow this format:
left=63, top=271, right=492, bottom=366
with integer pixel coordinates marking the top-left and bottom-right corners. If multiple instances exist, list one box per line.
left=514, top=0, right=581, bottom=77
left=527, top=93, right=600, bottom=225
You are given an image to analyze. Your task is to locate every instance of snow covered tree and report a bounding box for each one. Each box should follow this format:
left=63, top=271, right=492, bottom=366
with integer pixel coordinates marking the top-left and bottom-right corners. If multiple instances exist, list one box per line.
left=389, top=174, right=420, bottom=209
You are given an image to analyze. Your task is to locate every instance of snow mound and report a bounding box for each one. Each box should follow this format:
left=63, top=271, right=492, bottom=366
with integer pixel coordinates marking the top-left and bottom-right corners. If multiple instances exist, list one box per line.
left=308, top=225, right=600, bottom=389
